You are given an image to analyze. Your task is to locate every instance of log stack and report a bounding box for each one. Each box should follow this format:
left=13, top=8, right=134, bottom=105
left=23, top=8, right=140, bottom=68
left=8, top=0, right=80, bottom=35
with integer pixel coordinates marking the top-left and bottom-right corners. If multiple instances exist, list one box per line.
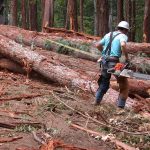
left=0, top=25, right=149, bottom=108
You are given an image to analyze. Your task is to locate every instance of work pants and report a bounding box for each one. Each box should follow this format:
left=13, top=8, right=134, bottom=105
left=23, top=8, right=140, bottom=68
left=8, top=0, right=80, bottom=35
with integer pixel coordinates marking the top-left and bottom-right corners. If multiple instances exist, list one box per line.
left=96, top=61, right=129, bottom=108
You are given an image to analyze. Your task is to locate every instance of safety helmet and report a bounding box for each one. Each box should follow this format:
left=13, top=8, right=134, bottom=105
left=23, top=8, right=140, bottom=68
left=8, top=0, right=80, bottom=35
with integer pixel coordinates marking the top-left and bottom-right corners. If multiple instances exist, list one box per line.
left=117, top=21, right=129, bottom=30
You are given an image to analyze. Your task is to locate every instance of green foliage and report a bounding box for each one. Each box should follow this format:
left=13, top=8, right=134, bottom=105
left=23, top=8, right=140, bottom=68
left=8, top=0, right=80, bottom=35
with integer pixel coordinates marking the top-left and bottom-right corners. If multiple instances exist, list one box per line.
left=44, top=40, right=52, bottom=50
left=15, top=125, right=36, bottom=133
left=135, top=1, right=144, bottom=42
left=54, top=0, right=67, bottom=28
left=3, top=0, right=146, bottom=42
left=56, top=39, right=91, bottom=52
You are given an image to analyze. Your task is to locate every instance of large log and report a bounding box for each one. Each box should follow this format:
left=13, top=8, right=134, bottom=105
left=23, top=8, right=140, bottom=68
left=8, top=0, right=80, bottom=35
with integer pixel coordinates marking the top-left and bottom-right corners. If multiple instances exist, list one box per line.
left=126, top=42, right=150, bottom=55
left=0, top=25, right=99, bottom=62
left=0, top=25, right=150, bottom=55
left=111, top=79, right=150, bottom=98
left=0, top=34, right=135, bottom=108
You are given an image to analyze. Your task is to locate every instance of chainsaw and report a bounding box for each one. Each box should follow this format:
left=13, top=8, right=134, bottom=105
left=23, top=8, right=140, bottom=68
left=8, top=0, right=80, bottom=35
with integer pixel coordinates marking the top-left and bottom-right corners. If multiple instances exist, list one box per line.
left=107, top=63, right=150, bottom=80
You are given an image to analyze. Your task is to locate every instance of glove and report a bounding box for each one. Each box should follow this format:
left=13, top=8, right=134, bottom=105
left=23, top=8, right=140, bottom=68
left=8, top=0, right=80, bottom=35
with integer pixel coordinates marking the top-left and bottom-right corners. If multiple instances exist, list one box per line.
left=120, top=56, right=129, bottom=64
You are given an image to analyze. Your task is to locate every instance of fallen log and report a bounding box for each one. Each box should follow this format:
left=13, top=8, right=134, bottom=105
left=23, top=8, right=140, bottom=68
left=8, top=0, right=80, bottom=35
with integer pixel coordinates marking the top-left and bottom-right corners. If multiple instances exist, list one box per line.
left=0, top=93, right=43, bottom=101
left=0, top=34, right=135, bottom=108
left=0, top=122, right=16, bottom=129
left=43, top=26, right=100, bottom=40
left=1, top=25, right=150, bottom=55
left=111, top=79, right=150, bottom=98
left=0, top=25, right=99, bottom=62
left=0, top=25, right=149, bottom=74
left=0, top=121, right=42, bottom=129
left=0, top=136, right=22, bottom=143
left=0, top=58, right=25, bottom=74
left=126, top=42, right=150, bottom=55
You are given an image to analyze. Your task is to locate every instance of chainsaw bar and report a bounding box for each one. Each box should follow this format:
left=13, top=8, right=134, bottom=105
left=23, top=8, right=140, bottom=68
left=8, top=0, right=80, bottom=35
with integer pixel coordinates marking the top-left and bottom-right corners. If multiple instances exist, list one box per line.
left=120, top=69, right=150, bottom=80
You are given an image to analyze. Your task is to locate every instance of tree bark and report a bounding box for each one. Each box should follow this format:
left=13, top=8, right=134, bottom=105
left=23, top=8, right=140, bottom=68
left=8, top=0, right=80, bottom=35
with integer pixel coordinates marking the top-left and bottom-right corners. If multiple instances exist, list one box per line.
left=0, top=58, right=25, bottom=74
left=111, top=79, right=150, bottom=98
left=0, top=25, right=150, bottom=74
left=10, top=0, right=17, bottom=26
left=126, top=42, right=150, bottom=55
left=21, top=0, right=27, bottom=29
left=94, top=0, right=109, bottom=37
left=79, top=0, right=84, bottom=32
left=0, top=25, right=99, bottom=62
left=66, top=0, right=78, bottom=31
left=29, top=0, right=37, bottom=31
left=117, top=0, right=124, bottom=23
left=42, top=0, right=54, bottom=31
left=143, top=0, right=150, bottom=43
left=0, top=0, right=5, bottom=24
left=0, top=34, right=135, bottom=108
left=125, top=0, right=136, bottom=41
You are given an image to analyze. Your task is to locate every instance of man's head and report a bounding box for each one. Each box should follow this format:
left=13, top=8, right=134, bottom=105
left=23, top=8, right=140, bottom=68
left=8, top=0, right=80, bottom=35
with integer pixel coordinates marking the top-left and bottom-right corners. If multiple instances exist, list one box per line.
left=117, top=21, right=129, bottom=34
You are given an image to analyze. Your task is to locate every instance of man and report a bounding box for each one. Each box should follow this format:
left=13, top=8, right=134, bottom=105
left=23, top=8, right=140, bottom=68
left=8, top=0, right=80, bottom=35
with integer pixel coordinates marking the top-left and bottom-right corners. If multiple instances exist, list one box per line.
left=95, top=21, right=129, bottom=108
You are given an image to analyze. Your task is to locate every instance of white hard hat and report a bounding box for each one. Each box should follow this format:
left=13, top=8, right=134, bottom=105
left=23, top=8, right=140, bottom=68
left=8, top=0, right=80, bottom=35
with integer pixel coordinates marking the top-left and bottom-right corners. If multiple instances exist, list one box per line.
left=117, top=21, right=129, bottom=30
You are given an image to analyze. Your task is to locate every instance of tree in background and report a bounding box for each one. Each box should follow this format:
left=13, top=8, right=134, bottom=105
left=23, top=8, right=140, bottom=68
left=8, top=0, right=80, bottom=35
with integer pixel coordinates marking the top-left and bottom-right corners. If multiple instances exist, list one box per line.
left=143, top=0, right=150, bottom=43
left=0, top=0, right=5, bottom=24
left=29, top=0, right=37, bottom=31
left=42, top=0, right=54, bottom=31
left=94, top=0, right=109, bottom=36
left=1, top=0, right=147, bottom=42
left=125, top=0, right=136, bottom=41
left=10, top=0, right=17, bottom=26
left=21, top=0, right=27, bottom=29
left=66, top=0, right=78, bottom=31
left=117, top=0, right=124, bottom=23
left=79, top=0, right=84, bottom=32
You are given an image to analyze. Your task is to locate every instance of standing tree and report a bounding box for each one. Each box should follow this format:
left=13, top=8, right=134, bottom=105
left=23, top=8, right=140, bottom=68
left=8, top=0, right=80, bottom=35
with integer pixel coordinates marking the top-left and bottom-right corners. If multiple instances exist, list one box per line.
left=29, top=0, right=37, bottom=31
left=10, top=0, right=18, bottom=26
left=0, top=0, right=5, bottom=24
left=143, top=0, right=150, bottom=43
left=117, top=0, right=124, bottom=23
left=66, top=0, right=78, bottom=31
left=42, top=0, right=54, bottom=31
left=21, top=0, right=27, bottom=29
left=79, top=0, right=84, bottom=32
left=94, top=0, right=109, bottom=36
left=125, top=0, right=136, bottom=41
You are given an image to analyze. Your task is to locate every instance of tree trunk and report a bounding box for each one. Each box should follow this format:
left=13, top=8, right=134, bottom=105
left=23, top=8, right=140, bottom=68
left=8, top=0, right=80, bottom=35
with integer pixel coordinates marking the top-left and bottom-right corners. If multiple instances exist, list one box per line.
left=117, top=0, right=124, bottom=23
left=79, top=0, right=84, bottom=32
left=29, top=0, right=37, bottom=31
left=111, top=79, right=150, bottom=98
left=67, top=0, right=78, bottom=31
left=0, top=25, right=150, bottom=63
left=0, top=0, right=5, bottom=24
left=130, top=0, right=136, bottom=42
left=10, top=0, right=17, bottom=26
left=125, top=0, right=136, bottom=41
left=0, top=25, right=99, bottom=62
left=94, top=0, right=109, bottom=37
left=126, top=42, right=150, bottom=54
left=0, top=58, right=25, bottom=74
left=143, top=0, right=150, bottom=43
left=0, top=34, right=135, bottom=108
left=21, top=0, right=27, bottom=29
left=94, top=0, right=98, bottom=35
left=42, top=0, right=54, bottom=31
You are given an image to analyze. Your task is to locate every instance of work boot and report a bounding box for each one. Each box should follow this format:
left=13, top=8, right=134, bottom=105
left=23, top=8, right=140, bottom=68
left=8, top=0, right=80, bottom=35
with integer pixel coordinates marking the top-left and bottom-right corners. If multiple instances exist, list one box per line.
left=92, top=100, right=100, bottom=106
left=117, top=97, right=126, bottom=109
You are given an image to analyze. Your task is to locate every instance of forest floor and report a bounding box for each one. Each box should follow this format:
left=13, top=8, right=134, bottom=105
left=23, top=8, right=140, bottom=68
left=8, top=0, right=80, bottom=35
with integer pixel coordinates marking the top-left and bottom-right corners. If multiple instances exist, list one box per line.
left=0, top=30, right=150, bottom=150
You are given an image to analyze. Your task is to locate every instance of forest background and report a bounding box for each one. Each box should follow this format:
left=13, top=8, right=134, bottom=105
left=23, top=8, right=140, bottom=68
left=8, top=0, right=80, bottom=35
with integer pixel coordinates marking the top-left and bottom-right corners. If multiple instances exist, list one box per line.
left=0, top=0, right=148, bottom=43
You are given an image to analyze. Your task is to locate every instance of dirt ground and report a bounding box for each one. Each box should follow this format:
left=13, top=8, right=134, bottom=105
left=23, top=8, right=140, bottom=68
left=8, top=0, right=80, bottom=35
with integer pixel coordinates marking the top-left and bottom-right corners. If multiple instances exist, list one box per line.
left=0, top=29, right=150, bottom=150
left=0, top=63, right=150, bottom=150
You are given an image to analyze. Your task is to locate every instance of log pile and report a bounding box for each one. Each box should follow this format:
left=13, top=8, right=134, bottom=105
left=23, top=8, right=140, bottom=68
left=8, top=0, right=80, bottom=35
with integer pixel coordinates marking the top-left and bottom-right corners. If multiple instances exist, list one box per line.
left=0, top=25, right=149, bottom=108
